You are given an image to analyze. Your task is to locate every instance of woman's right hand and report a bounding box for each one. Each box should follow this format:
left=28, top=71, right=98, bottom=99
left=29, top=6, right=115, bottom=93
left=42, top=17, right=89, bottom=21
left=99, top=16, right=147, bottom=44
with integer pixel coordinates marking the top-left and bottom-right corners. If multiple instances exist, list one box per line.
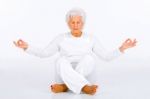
left=13, top=39, right=28, bottom=50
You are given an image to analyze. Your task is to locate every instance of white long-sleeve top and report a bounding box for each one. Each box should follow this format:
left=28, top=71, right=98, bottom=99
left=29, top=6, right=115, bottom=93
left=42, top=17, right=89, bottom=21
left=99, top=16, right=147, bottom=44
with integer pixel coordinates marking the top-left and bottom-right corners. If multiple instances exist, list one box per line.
left=25, top=32, right=123, bottom=61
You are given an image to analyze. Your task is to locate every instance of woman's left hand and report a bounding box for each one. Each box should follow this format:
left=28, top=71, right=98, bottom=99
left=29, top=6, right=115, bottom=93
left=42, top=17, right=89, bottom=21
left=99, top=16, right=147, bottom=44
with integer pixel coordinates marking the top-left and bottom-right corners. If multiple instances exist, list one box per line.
left=119, top=38, right=137, bottom=53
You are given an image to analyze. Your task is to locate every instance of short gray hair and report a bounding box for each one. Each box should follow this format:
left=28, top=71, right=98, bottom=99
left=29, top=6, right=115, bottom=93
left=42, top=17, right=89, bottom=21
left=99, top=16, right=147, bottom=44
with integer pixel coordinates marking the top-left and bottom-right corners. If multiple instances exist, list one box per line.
left=66, top=8, right=86, bottom=23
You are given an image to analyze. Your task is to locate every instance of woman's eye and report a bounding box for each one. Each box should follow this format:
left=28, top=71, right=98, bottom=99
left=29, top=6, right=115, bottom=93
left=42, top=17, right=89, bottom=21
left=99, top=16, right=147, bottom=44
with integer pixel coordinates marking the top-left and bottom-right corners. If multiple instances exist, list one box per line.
left=77, top=22, right=80, bottom=24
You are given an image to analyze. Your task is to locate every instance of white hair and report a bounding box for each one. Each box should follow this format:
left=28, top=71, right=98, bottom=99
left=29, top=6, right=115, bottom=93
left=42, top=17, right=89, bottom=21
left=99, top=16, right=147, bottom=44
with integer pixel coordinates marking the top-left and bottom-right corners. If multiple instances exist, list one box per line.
left=66, top=8, right=86, bottom=23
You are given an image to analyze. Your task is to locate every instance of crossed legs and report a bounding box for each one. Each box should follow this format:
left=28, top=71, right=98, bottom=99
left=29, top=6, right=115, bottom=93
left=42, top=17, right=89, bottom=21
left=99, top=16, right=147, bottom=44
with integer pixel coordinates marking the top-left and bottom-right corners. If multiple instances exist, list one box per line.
left=50, top=55, right=98, bottom=95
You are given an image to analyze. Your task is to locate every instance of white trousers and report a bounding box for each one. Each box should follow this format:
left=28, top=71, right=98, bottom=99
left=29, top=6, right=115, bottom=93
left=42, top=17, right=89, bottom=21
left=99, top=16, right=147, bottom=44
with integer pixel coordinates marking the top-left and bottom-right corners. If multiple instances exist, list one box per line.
left=54, top=54, right=96, bottom=94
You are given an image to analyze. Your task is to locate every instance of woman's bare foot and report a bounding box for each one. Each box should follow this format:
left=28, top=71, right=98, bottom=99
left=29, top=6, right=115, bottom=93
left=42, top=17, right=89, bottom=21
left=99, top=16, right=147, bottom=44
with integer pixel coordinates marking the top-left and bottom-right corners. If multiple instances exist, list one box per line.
left=50, top=84, right=68, bottom=93
left=82, top=85, right=98, bottom=95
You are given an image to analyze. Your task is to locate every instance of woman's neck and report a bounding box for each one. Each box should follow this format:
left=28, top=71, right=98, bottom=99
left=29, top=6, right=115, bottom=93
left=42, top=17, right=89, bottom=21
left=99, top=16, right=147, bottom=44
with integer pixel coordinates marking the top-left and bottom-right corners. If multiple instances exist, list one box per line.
left=71, top=31, right=82, bottom=37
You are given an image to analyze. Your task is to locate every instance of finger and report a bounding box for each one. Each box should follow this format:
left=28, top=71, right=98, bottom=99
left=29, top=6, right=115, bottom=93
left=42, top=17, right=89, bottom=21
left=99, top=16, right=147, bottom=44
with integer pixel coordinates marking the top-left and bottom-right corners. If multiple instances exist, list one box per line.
left=18, top=39, right=24, bottom=43
left=18, top=40, right=24, bottom=45
left=125, top=38, right=130, bottom=42
left=125, top=39, right=132, bottom=43
left=131, top=39, right=137, bottom=45
left=128, top=39, right=132, bottom=43
left=132, top=43, right=136, bottom=47
left=134, top=39, right=137, bottom=43
left=134, top=38, right=136, bottom=41
left=132, top=41, right=137, bottom=46
left=19, top=39, right=24, bottom=43
left=18, top=39, right=23, bottom=42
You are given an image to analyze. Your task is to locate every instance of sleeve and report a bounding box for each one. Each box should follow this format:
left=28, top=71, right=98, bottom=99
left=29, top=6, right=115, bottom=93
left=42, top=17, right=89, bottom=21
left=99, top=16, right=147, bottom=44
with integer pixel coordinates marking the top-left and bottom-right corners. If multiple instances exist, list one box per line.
left=25, top=34, right=63, bottom=58
left=92, top=37, right=123, bottom=61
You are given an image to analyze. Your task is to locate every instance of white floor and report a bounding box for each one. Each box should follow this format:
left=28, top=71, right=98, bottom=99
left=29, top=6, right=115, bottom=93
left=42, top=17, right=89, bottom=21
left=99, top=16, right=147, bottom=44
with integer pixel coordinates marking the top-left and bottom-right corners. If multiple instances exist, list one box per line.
left=0, top=58, right=150, bottom=99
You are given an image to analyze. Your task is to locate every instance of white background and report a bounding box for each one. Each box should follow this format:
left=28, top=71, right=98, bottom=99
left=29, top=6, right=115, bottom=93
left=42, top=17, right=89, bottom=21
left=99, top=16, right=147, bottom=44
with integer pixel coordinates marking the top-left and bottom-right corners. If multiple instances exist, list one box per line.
left=0, top=0, right=150, bottom=99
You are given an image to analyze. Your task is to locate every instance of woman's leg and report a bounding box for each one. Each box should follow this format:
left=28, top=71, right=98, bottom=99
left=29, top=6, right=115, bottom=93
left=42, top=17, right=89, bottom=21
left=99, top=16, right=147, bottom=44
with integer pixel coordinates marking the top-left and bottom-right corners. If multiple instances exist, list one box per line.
left=50, top=57, right=68, bottom=93
left=75, top=54, right=98, bottom=95
left=58, top=56, right=90, bottom=94
left=51, top=55, right=98, bottom=95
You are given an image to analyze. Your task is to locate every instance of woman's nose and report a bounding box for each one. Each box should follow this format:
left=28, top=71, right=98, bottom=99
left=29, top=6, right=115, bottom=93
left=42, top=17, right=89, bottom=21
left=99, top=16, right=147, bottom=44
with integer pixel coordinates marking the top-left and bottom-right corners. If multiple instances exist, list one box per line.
left=74, top=24, right=78, bottom=27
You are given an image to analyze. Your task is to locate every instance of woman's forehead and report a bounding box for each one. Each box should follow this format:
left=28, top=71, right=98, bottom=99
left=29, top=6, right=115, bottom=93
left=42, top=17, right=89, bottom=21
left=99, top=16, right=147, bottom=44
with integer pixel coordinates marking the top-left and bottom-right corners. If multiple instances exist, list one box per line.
left=69, top=16, right=82, bottom=21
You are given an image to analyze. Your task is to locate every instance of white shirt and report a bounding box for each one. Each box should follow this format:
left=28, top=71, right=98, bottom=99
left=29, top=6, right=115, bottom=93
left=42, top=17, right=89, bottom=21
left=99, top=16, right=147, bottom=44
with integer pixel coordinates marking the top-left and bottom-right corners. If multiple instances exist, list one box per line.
left=25, top=32, right=123, bottom=61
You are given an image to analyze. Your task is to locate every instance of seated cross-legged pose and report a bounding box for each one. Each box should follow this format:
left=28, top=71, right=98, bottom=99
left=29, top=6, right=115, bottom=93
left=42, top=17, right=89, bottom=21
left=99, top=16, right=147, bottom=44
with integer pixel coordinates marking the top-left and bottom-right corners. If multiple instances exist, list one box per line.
left=13, top=8, right=137, bottom=95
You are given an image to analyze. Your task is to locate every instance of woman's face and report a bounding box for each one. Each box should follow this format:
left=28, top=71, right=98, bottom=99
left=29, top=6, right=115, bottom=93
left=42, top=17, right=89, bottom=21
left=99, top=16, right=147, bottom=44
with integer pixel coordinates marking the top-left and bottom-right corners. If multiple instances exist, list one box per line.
left=68, top=16, right=84, bottom=33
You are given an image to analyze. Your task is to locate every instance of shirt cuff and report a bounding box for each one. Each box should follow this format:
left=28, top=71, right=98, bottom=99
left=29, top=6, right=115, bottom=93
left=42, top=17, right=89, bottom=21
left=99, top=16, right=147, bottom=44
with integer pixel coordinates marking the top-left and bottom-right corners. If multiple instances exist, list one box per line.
left=116, top=48, right=124, bottom=56
left=24, top=45, right=36, bottom=54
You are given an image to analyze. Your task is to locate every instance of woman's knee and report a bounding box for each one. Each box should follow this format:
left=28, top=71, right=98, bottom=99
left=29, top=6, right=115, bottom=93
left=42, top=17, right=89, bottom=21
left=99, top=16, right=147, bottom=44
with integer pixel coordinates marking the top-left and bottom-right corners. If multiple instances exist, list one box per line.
left=55, top=57, right=70, bottom=74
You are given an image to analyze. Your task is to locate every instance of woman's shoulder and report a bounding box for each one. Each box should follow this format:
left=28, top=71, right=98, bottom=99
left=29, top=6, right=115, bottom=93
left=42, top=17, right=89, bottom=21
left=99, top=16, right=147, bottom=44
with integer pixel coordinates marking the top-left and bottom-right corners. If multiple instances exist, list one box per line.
left=55, top=32, right=68, bottom=38
left=53, top=32, right=71, bottom=42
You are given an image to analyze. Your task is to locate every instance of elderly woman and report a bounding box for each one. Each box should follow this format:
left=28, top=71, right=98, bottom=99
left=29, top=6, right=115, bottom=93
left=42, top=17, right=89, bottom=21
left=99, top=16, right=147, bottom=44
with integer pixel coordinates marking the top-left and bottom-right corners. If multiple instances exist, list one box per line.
left=14, top=8, right=137, bottom=95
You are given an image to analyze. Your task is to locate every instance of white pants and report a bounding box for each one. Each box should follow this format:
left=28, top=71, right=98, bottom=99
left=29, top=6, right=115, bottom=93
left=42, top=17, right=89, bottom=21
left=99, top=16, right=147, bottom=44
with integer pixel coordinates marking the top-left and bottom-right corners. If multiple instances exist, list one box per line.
left=54, top=54, right=96, bottom=94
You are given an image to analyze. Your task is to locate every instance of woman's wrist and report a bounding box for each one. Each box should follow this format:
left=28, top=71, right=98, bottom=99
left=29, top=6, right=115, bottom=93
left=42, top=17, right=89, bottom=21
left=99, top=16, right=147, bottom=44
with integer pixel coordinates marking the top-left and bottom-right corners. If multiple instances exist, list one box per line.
left=23, top=48, right=27, bottom=51
left=23, top=46, right=28, bottom=51
left=119, top=46, right=125, bottom=53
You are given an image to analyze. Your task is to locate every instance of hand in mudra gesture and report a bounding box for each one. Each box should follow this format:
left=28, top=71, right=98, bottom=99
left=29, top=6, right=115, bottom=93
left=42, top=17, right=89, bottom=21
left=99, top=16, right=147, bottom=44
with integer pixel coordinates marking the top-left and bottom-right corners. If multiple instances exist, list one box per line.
left=119, top=38, right=137, bottom=53
left=13, top=39, right=28, bottom=50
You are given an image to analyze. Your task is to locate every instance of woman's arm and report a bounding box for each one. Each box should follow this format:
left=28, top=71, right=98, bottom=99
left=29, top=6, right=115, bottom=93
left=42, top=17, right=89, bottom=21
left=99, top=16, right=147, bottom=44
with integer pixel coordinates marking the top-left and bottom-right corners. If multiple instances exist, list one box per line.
left=14, top=34, right=63, bottom=58
left=92, top=37, right=137, bottom=61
